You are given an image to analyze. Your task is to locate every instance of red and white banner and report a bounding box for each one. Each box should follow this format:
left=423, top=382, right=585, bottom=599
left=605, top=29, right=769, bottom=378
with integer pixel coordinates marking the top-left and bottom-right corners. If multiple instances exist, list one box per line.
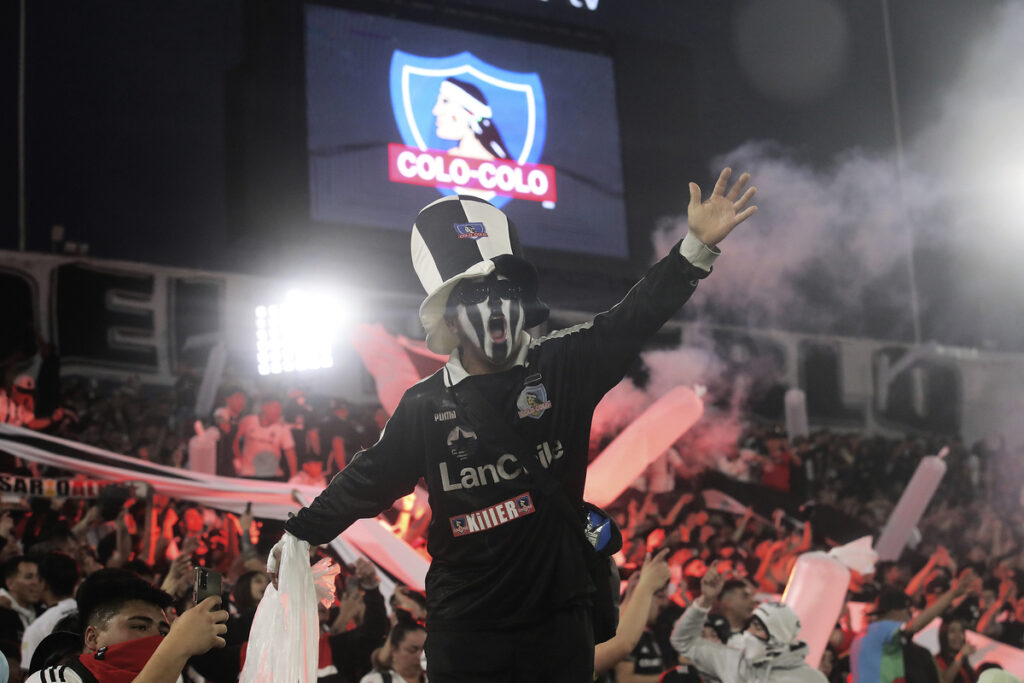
left=388, top=143, right=557, bottom=203
left=0, top=424, right=428, bottom=591
left=0, top=474, right=128, bottom=499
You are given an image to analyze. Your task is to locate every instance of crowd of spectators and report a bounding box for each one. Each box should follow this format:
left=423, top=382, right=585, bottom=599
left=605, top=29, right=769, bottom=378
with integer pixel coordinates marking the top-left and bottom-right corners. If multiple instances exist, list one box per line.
left=0, top=366, right=424, bottom=681
left=2, top=362, right=1024, bottom=681
left=596, top=421, right=1024, bottom=681
left=0, top=483, right=431, bottom=682
left=1, top=364, right=388, bottom=486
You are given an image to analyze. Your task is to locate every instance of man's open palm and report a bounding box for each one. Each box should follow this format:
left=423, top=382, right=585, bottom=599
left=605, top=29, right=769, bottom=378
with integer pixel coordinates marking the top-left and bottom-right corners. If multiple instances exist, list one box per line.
left=688, top=167, right=757, bottom=247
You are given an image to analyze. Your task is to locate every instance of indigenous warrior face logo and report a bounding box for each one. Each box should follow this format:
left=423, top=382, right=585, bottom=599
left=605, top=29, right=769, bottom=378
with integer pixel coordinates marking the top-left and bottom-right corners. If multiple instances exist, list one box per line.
left=451, top=515, right=469, bottom=536
left=446, top=425, right=478, bottom=461
left=388, top=50, right=556, bottom=208
left=516, top=494, right=535, bottom=514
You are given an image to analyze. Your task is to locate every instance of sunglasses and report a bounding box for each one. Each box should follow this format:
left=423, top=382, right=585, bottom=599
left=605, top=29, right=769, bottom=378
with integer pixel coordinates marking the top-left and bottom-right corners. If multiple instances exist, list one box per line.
left=453, top=279, right=522, bottom=306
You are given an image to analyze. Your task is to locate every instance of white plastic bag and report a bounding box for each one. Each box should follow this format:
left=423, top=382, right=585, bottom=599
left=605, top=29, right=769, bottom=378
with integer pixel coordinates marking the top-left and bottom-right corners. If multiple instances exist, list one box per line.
left=240, top=533, right=328, bottom=682
left=311, top=557, right=341, bottom=608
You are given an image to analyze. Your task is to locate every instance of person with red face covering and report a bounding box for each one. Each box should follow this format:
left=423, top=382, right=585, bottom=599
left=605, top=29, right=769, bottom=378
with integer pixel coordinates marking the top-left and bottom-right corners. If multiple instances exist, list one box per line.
left=26, top=569, right=227, bottom=683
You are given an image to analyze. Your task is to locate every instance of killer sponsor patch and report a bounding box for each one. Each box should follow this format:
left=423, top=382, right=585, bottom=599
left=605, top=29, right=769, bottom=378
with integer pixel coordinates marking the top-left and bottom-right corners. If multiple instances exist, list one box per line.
left=449, top=492, right=536, bottom=537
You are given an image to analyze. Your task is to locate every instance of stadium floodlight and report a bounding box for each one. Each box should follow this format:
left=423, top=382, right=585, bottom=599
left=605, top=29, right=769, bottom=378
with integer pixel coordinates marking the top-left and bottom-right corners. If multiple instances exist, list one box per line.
left=255, top=289, right=346, bottom=376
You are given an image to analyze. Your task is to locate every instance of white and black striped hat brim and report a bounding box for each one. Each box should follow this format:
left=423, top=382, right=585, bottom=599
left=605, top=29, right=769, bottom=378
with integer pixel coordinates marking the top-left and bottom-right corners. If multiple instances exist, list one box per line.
left=411, top=195, right=547, bottom=353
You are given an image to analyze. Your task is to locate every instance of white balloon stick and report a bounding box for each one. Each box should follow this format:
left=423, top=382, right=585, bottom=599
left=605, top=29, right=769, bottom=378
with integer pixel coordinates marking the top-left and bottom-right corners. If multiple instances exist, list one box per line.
left=584, top=386, right=704, bottom=508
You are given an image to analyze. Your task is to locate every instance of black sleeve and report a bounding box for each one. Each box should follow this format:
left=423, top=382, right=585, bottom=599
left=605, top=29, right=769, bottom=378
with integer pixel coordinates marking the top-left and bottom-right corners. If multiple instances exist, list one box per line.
left=546, top=241, right=708, bottom=399
left=188, top=644, right=242, bottom=683
left=330, top=587, right=389, bottom=683
left=360, top=587, right=390, bottom=647
left=284, top=396, right=424, bottom=545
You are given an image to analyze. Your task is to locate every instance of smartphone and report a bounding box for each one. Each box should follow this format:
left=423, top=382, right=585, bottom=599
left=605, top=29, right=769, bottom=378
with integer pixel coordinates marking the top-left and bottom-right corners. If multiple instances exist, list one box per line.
left=194, top=567, right=222, bottom=605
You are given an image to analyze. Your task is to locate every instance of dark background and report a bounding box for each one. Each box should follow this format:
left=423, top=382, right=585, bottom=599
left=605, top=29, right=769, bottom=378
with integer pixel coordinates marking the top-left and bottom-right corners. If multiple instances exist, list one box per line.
left=2, top=0, right=1015, bottom=348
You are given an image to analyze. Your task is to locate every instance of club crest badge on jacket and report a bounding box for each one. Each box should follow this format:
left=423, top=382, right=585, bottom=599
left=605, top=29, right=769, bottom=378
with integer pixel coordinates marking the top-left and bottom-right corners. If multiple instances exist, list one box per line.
left=517, top=374, right=551, bottom=419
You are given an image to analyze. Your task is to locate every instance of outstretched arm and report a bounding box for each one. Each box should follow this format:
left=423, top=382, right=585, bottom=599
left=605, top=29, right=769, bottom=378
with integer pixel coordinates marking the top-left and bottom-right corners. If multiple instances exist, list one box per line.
left=658, top=493, right=693, bottom=527
left=595, top=550, right=671, bottom=676
left=905, top=549, right=941, bottom=598
left=907, top=578, right=975, bottom=635
left=570, top=168, right=759, bottom=399
left=670, top=567, right=742, bottom=678
left=284, top=398, right=423, bottom=545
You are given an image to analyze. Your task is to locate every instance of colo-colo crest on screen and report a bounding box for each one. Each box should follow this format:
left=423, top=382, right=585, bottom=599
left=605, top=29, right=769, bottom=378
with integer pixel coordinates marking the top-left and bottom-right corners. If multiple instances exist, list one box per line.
left=388, top=50, right=556, bottom=209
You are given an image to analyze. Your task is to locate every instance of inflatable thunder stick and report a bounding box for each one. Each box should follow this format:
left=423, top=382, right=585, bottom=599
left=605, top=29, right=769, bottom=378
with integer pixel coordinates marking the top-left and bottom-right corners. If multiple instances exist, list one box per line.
left=874, top=448, right=948, bottom=561
left=584, top=386, right=703, bottom=509
left=783, top=538, right=876, bottom=668
left=784, top=388, right=809, bottom=440
left=350, top=323, right=426, bottom=416
left=782, top=552, right=851, bottom=668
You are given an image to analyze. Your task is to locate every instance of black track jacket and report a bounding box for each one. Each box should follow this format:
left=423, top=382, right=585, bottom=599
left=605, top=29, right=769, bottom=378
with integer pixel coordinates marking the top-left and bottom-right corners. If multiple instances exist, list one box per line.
left=285, top=236, right=714, bottom=632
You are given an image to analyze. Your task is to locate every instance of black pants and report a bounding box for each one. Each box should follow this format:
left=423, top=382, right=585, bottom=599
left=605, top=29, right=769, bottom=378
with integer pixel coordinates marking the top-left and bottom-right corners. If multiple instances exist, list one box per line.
left=425, top=607, right=594, bottom=683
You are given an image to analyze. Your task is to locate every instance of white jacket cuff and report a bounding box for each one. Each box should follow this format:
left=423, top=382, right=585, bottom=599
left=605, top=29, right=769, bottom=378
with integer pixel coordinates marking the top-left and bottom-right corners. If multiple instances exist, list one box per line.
left=679, top=232, right=720, bottom=272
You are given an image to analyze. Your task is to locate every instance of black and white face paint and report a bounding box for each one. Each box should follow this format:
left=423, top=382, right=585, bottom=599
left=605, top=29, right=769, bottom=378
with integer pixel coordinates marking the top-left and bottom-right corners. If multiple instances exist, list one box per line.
left=450, top=275, right=525, bottom=365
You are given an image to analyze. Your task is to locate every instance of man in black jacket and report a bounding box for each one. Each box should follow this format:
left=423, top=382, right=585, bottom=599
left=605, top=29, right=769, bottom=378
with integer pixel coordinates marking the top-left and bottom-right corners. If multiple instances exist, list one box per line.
left=280, top=168, right=757, bottom=682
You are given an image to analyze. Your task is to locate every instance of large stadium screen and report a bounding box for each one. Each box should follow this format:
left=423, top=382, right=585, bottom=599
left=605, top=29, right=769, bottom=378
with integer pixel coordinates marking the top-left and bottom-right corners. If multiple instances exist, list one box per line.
left=305, top=4, right=629, bottom=259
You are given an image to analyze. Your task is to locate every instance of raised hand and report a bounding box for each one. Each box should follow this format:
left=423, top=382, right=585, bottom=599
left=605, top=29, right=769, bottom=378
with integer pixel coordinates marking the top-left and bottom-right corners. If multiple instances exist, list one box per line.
left=999, top=578, right=1017, bottom=603
left=699, top=565, right=725, bottom=606
left=160, top=552, right=194, bottom=598
left=165, top=596, right=229, bottom=656
left=952, top=571, right=980, bottom=598
left=355, top=557, right=380, bottom=590
left=637, top=549, right=672, bottom=594
left=239, top=506, right=255, bottom=544
left=687, top=167, right=758, bottom=247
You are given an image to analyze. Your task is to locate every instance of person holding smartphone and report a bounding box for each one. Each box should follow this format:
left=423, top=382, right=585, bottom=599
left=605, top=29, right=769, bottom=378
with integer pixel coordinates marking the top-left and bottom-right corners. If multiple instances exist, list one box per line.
left=26, top=568, right=228, bottom=683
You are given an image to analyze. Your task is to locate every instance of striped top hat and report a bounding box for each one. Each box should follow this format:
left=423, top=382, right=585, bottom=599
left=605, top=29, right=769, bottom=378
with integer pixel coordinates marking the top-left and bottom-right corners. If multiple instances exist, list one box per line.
left=411, top=195, right=548, bottom=354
